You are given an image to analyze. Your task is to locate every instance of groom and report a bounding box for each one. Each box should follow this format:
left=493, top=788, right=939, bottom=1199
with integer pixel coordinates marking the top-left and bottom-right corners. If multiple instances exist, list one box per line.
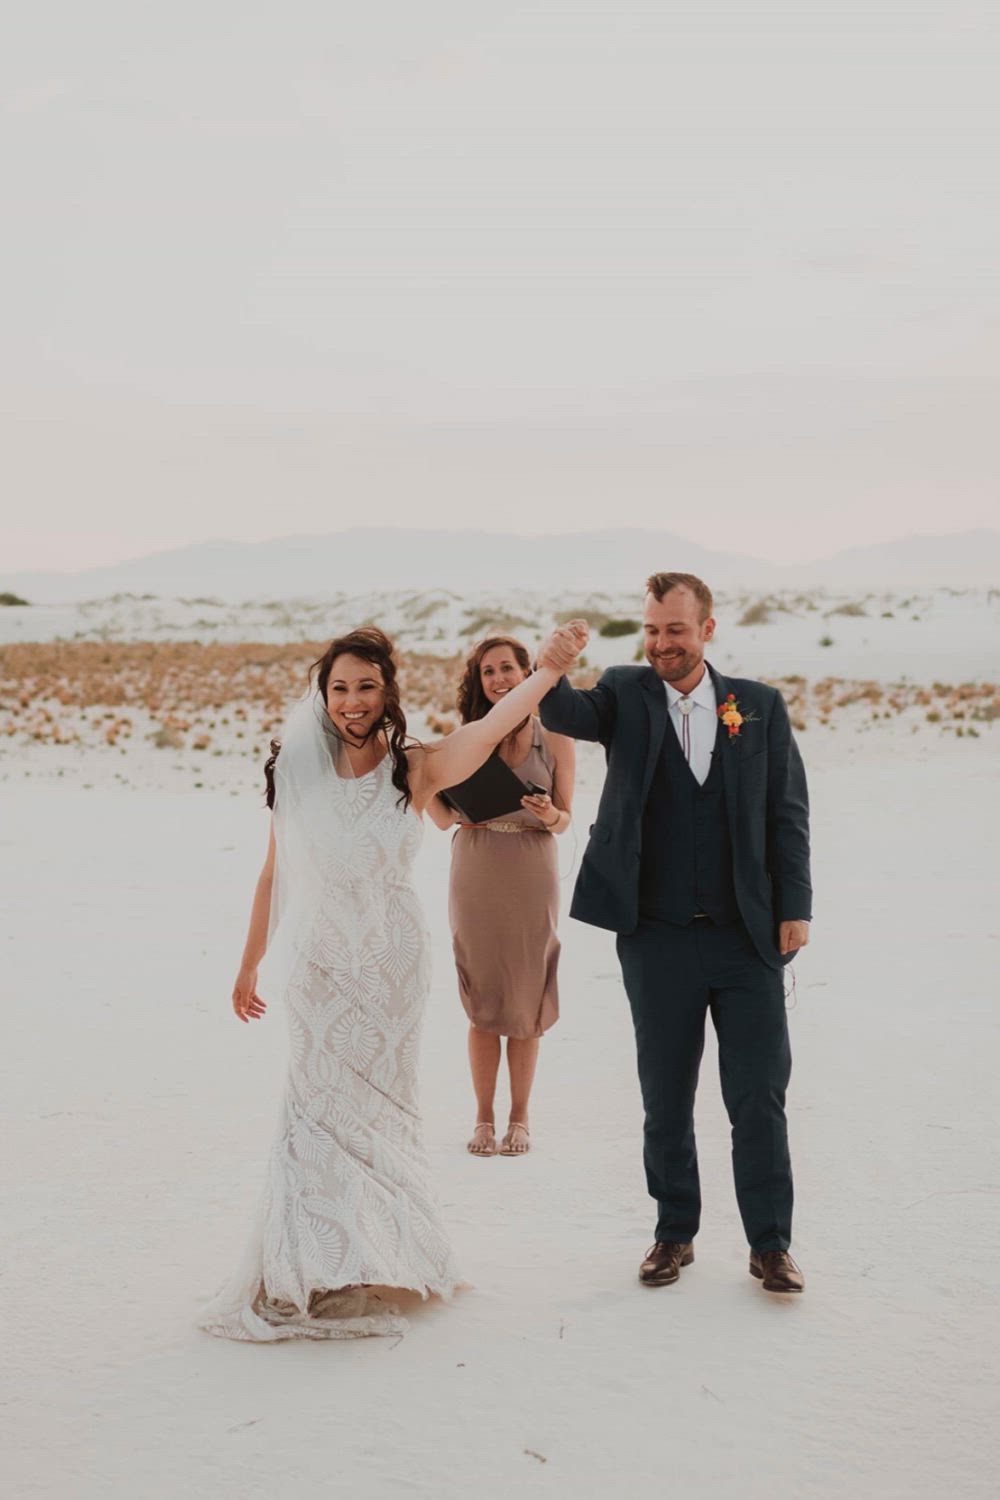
left=538, top=573, right=811, bottom=1294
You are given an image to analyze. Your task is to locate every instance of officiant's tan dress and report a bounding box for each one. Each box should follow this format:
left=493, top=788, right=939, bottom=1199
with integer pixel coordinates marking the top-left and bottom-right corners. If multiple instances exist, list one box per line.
left=447, top=717, right=560, bottom=1039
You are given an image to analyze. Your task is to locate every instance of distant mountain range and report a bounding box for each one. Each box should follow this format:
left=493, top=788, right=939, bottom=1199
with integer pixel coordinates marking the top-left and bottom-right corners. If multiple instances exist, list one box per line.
left=5, top=528, right=999, bottom=603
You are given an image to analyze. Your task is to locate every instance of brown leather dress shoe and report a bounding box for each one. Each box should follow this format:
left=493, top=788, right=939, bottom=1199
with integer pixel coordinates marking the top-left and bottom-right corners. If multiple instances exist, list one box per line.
left=639, top=1241, right=694, bottom=1286
left=749, top=1249, right=804, bottom=1293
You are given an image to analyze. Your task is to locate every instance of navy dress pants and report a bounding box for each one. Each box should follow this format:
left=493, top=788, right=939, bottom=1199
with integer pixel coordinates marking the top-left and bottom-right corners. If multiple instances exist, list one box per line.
left=616, top=917, right=793, bottom=1251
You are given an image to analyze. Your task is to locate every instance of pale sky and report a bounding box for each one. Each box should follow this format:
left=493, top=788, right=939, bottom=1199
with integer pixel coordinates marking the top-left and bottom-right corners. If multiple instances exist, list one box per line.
left=3, top=1, right=998, bottom=573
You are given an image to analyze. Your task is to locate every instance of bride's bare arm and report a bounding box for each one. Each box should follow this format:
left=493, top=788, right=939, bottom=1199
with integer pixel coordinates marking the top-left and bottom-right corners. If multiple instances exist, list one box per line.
left=426, top=794, right=459, bottom=830
left=231, top=824, right=275, bottom=1023
left=411, top=667, right=560, bottom=800
left=410, top=650, right=581, bottom=806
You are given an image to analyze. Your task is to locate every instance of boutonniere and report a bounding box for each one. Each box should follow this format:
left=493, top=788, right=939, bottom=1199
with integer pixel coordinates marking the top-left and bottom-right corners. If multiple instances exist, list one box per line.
left=718, top=693, right=759, bottom=740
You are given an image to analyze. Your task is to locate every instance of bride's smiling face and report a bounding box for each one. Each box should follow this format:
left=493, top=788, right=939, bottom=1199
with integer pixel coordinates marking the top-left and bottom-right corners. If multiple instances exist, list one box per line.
left=326, top=653, right=387, bottom=742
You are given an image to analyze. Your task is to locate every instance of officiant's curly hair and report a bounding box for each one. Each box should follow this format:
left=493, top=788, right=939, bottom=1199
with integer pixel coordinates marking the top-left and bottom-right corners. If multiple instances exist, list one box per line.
left=456, top=635, right=533, bottom=726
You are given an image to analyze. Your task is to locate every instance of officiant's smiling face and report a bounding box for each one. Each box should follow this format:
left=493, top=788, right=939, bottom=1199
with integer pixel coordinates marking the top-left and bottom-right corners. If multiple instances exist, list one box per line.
left=325, top=653, right=387, bottom=742
left=479, top=644, right=529, bottom=705
left=643, top=587, right=716, bottom=689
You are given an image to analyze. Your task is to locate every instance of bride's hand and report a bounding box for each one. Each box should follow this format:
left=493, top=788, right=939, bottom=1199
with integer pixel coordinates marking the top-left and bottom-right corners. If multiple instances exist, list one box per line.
left=232, top=967, right=267, bottom=1023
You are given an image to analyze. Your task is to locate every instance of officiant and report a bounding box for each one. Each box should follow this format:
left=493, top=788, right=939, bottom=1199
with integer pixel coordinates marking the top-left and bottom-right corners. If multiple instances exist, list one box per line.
left=429, top=635, right=576, bottom=1158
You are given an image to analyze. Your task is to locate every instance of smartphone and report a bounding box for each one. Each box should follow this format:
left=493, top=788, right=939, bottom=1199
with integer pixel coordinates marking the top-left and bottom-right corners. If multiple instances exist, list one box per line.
left=523, top=781, right=548, bottom=796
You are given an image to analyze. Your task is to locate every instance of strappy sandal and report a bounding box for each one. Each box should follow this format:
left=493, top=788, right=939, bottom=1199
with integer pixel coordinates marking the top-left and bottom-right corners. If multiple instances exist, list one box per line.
left=499, top=1121, right=531, bottom=1156
left=467, top=1122, right=497, bottom=1156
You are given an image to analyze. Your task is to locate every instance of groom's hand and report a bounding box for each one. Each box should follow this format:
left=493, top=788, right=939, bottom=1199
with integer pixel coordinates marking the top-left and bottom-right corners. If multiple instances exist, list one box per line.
left=538, top=620, right=589, bottom=673
left=779, top=921, right=810, bottom=956
left=537, top=636, right=573, bottom=671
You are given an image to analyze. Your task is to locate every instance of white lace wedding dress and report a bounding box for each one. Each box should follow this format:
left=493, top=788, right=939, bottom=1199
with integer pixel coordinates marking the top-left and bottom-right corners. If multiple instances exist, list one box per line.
left=198, top=695, right=463, bottom=1341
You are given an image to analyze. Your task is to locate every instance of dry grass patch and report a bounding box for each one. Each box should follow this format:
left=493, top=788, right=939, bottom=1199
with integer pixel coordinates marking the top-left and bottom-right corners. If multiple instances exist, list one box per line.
left=1, top=644, right=994, bottom=754
left=0, top=642, right=601, bottom=753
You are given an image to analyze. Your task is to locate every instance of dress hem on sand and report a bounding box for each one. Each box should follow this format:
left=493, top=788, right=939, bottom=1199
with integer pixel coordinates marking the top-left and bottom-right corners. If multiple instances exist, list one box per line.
left=196, top=1275, right=468, bottom=1343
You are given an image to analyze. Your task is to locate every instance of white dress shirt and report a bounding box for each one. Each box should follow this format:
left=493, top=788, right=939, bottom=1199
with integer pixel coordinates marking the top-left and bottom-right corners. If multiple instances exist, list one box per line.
left=664, top=669, right=717, bottom=786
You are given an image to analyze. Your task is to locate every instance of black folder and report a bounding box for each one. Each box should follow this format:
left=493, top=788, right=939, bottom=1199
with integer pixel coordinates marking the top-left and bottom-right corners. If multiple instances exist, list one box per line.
left=438, top=750, right=532, bottom=823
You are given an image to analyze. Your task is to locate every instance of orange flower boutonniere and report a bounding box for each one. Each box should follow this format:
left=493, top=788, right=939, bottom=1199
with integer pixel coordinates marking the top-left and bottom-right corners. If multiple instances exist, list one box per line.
left=718, top=693, right=759, bottom=740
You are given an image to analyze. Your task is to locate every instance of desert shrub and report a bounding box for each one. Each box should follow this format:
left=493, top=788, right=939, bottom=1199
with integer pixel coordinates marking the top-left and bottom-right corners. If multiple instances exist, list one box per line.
left=819, top=635, right=834, bottom=648
left=151, top=725, right=185, bottom=749
left=462, top=612, right=537, bottom=638
left=410, top=596, right=448, bottom=623
left=826, top=601, right=867, bottom=618
left=738, top=599, right=772, bottom=627
left=836, top=684, right=882, bottom=708
left=426, top=713, right=457, bottom=735
left=0, top=592, right=29, bottom=607
left=598, top=618, right=641, bottom=638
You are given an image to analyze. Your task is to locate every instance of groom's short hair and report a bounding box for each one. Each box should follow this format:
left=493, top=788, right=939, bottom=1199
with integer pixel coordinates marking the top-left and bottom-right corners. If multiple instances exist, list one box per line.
left=645, top=572, right=714, bottom=622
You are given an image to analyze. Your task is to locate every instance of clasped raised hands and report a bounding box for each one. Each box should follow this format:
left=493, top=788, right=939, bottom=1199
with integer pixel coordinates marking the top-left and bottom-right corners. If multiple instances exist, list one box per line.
left=537, top=619, right=589, bottom=674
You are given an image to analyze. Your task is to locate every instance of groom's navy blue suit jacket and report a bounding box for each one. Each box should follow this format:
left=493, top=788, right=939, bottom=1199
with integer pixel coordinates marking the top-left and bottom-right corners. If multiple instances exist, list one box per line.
left=539, top=662, right=812, bottom=969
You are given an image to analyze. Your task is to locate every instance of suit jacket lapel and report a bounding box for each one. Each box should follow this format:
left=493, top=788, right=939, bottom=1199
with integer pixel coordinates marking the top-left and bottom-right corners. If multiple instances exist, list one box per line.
left=640, top=667, right=668, bottom=804
left=708, top=662, right=740, bottom=836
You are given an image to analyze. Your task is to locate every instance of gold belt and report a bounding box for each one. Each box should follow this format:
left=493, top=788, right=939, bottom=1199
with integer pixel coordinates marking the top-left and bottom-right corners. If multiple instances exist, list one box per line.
left=460, top=820, right=550, bottom=834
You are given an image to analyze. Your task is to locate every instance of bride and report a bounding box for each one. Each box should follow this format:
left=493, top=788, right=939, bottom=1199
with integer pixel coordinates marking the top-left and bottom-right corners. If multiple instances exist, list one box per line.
left=198, top=621, right=586, bottom=1341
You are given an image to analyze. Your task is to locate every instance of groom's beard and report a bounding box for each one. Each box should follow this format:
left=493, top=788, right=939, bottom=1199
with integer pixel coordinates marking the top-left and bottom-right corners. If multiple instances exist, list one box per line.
left=646, top=646, right=704, bottom=683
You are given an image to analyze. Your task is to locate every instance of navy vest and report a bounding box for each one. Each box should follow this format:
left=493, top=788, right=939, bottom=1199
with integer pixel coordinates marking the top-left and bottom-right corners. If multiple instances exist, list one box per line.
left=638, top=709, right=739, bottom=925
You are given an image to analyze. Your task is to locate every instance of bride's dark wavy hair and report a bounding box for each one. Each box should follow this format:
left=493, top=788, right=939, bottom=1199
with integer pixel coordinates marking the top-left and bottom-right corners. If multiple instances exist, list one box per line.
left=264, top=627, right=415, bottom=811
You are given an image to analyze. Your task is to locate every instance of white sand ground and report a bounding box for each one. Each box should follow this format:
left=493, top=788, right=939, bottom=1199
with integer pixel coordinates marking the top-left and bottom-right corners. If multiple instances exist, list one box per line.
left=3, top=715, right=999, bottom=1498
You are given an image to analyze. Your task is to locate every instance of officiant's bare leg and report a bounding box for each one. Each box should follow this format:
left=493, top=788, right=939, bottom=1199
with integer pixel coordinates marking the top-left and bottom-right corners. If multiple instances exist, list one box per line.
left=468, top=1026, right=502, bottom=1153
left=502, top=1036, right=539, bottom=1153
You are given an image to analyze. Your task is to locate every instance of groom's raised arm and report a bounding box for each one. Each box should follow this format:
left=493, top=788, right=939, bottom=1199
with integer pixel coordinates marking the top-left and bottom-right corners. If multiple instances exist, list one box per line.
left=538, top=667, right=618, bottom=745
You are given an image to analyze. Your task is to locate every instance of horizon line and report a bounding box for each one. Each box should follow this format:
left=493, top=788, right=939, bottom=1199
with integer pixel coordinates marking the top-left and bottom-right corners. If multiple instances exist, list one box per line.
left=6, top=523, right=998, bottom=581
